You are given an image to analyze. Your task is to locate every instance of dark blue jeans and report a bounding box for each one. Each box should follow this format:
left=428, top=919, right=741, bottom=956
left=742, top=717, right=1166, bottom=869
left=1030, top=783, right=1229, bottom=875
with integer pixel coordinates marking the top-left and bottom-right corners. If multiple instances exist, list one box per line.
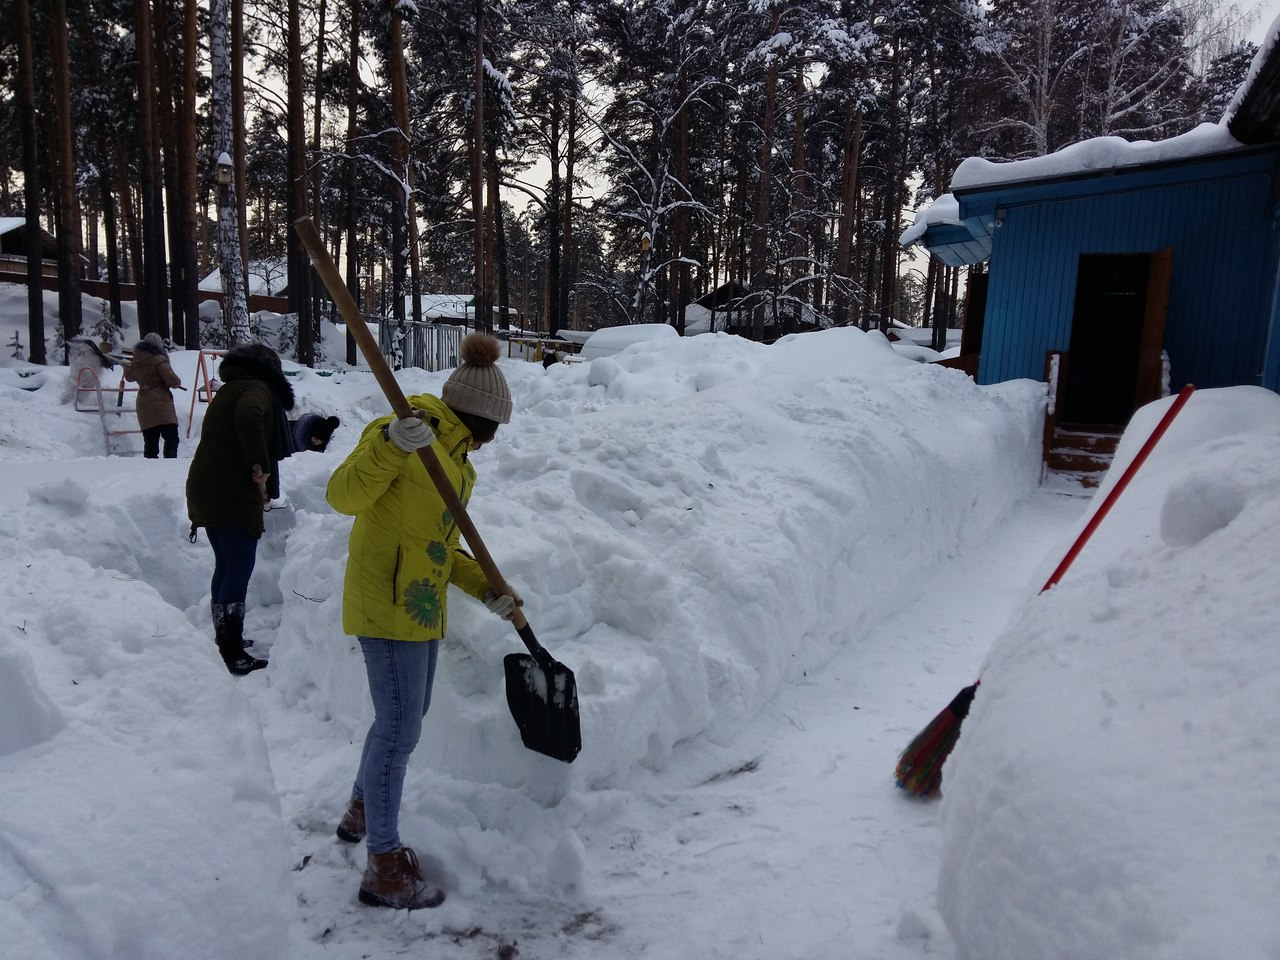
left=352, top=638, right=440, bottom=854
left=205, top=525, right=259, bottom=605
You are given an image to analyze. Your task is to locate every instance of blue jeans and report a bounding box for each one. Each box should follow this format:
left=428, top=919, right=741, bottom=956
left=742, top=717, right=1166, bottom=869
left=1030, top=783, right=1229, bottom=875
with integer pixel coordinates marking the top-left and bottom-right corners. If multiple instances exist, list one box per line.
left=352, top=638, right=439, bottom=854
left=205, top=525, right=258, bottom=605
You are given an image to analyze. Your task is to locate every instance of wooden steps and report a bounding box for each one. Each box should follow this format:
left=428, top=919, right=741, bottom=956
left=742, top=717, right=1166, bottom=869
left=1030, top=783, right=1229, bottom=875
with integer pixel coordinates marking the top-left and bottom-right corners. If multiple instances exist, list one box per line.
left=1045, top=426, right=1121, bottom=489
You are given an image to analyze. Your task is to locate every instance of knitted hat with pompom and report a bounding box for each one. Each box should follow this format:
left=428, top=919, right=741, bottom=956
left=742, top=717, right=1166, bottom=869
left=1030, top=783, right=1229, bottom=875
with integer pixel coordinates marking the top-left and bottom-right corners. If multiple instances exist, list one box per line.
left=441, top=333, right=512, bottom=424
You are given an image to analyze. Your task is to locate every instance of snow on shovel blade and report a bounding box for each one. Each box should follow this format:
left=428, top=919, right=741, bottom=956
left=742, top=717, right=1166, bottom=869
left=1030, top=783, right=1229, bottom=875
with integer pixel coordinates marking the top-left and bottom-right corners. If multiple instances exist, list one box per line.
left=504, top=651, right=581, bottom=763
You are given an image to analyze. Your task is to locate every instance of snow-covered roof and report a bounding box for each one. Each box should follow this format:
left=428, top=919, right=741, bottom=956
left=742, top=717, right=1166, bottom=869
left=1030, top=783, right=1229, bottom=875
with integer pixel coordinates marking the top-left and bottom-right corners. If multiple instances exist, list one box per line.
left=579, top=323, right=679, bottom=361
left=199, top=260, right=289, bottom=298
left=413, top=293, right=474, bottom=320
left=899, top=194, right=961, bottom=248
left=0, top=217, right=26, bottom=237
left=949, top=123, right=1245, bottom=193
left=553, top=329, right=592, bottom=346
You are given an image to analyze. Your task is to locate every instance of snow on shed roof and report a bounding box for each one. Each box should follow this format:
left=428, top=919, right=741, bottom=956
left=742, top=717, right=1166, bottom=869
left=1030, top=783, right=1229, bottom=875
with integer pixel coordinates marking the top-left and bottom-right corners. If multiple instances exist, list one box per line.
left=949, top=123, right=1246, bottom=193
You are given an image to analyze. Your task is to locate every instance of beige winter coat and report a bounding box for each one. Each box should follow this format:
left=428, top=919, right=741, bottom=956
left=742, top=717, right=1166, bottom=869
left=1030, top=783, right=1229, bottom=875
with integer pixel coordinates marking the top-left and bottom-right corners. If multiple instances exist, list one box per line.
left=124, top=348, right=182, bottom=430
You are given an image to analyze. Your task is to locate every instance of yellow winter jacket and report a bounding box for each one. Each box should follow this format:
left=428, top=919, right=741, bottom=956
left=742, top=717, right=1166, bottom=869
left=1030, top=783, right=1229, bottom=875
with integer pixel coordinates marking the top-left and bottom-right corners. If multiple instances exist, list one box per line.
left=326, top=394, right=490, bottom=641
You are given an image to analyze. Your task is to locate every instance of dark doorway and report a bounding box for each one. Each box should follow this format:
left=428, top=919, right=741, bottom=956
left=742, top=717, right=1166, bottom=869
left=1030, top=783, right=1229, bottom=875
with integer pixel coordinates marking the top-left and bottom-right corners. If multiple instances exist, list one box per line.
left=961, top=269, right=988, bottom=357
left=1063, top=251, right=1171, bottom=426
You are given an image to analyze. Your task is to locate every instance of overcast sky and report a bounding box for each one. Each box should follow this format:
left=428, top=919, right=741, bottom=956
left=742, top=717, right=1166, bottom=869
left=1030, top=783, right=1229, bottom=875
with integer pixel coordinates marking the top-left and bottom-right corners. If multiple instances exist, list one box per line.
left=1253, top=0, right=1280, bottom=44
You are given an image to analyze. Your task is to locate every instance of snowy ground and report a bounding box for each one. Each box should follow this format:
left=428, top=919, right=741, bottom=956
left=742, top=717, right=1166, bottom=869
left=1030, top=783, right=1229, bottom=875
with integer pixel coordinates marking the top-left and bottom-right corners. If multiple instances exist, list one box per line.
left=2, top=286, right=1277, bottom=959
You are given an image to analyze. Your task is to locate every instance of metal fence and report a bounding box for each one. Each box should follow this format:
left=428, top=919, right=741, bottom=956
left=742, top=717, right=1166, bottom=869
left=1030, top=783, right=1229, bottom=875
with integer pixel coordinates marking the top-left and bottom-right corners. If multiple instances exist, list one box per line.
left=378, top=320, right=464, bottom=372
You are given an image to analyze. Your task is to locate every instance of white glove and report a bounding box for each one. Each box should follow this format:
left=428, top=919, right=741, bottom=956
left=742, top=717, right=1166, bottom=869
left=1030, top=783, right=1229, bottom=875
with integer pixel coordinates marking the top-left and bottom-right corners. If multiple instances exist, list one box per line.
left=484, top=589, right=523, bottom=621
left=387, top=414, right=435, bottom=453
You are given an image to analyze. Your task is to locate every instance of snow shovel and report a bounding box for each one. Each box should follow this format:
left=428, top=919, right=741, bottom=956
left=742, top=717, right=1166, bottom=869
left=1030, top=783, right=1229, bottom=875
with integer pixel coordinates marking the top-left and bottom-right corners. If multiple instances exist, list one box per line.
left=294, top=217, right=581, bottom=764
left=895, top=384, right=1196, bottom=798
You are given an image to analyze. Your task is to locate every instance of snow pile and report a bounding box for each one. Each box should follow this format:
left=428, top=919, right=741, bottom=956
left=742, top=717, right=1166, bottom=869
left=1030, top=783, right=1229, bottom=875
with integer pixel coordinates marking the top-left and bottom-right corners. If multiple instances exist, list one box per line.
left=268, top=328, right=1047, bottom=804
left=950, top=122, right=1244, bottom=191
left=899, top=193, right=962, bottom=246
left=0, top=306, right=1047, bottom=958
left=9, top=275, right=1279, bottom=958
left=940, top=386, right=1280, bottom=960
left=0, top=550, right=293, bottom=960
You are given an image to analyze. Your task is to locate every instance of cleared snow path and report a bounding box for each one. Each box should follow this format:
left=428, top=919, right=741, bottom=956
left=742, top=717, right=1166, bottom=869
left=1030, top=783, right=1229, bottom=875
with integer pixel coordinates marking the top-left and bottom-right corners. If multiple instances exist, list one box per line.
left=276, top=485, right=1088, bottom=960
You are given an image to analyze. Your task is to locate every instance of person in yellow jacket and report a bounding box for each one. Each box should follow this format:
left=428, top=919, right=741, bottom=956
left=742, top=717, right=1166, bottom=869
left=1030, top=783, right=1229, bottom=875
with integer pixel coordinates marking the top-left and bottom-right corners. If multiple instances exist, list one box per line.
left=326, top=333, right=522, bottom=911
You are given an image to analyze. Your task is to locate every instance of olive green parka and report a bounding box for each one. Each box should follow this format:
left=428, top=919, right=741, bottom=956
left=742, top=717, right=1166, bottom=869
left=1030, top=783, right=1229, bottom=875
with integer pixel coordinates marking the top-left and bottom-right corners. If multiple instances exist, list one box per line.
left=186, top=347, right=295, bottom=538
left=326, top=394, right=489, bottom=642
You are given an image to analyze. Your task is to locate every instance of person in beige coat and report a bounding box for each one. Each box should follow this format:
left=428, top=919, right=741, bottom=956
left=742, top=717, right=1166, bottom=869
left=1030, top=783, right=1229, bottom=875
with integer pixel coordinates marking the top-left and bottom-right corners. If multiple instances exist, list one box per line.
left=124, top=332, right=184, bottom=458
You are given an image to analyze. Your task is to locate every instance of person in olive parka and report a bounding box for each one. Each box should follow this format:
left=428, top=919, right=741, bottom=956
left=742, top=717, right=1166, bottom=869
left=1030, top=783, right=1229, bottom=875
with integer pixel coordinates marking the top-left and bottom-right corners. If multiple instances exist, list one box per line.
left=186, top=343, right=295, bottom=675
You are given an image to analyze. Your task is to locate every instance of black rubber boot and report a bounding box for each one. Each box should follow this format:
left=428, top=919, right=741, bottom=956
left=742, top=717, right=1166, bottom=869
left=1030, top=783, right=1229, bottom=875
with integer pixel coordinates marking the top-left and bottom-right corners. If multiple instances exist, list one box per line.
left=217, top=602, right=266, bottom=676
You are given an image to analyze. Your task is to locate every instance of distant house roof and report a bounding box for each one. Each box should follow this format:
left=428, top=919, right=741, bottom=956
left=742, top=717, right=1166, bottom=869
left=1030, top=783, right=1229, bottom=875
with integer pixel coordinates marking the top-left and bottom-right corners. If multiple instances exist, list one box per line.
left=414, top=294, right=475, bottom=320
left=199, top=259, right=289, bottom=297
left=0, top=216, right=59, bottom=258
left=694, top=281, right=747, bottom=310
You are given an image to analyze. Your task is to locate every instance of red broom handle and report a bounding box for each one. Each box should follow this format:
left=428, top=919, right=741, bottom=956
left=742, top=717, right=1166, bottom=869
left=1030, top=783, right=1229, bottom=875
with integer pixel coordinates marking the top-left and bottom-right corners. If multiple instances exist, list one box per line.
left=1040, top=384, right=1195, bottom=593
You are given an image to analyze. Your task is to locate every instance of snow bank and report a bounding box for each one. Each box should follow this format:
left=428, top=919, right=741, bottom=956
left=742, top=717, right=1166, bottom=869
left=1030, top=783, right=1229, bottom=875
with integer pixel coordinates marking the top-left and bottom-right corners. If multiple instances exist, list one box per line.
left=0, top=314, right=1048, bottom=956
left=939, top=386, right=1280, bottom=960
left=0, top=548, right=293, bottom=960
left=269, top=331, right=1046, bottom=807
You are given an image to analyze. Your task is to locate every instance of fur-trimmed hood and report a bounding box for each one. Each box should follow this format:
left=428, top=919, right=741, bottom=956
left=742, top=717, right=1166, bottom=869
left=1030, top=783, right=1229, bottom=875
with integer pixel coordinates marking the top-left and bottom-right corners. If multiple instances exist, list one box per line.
left=134, top=338, right=167, bottom=357
left=218, top=345, right=295, bottom=411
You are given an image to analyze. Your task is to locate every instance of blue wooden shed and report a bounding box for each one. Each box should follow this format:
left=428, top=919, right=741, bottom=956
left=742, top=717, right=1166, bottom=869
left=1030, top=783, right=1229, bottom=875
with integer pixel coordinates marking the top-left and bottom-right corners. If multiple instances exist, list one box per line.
left=905, top=39, right=1280, bottom=429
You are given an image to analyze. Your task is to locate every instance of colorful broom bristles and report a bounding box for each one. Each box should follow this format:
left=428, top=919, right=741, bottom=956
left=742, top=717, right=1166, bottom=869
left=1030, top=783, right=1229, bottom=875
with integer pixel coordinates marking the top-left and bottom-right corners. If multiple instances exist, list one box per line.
left=894, top=682, right=979, bottom=798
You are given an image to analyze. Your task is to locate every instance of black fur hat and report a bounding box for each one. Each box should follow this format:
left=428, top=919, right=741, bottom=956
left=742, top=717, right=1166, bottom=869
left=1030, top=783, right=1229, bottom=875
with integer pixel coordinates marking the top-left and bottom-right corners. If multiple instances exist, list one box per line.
left=219, top=343, right=295, bottom=411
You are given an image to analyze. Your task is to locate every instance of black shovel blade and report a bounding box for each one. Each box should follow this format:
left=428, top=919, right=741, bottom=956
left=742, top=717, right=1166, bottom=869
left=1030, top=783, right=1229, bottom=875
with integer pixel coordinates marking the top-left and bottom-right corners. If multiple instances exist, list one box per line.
left=504, top=652, right=581, bottom=763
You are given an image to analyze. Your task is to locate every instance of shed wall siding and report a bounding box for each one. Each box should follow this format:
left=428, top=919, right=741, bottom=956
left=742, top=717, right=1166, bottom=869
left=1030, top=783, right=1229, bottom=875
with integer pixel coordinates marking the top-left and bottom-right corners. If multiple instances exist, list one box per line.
left=977, top=168, right=1280, bottom=391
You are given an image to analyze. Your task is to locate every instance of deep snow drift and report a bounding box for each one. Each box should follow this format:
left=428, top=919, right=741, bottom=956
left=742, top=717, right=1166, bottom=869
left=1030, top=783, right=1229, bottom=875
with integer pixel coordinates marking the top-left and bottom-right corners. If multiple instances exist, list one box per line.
left=940, top=385, right=1280, bottom=960
left=2, top=287, right=1277, bottom=959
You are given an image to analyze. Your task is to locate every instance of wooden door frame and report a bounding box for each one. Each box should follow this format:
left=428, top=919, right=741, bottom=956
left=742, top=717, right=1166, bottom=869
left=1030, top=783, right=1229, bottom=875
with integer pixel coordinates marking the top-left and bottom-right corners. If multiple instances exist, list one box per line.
left=1134, top=247, right=1173, bottom=408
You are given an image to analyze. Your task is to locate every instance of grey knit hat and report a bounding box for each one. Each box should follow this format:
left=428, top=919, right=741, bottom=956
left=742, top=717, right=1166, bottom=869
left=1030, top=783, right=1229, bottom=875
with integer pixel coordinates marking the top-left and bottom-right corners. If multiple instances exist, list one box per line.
left=442, top=333, right=512, bottom=424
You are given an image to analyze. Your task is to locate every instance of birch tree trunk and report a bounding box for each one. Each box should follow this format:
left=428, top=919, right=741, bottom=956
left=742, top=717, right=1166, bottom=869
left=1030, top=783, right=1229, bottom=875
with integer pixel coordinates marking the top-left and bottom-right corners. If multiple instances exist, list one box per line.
left=210, top=0, right=251, bottom=343
left=232, top=0, right=249, bottom=296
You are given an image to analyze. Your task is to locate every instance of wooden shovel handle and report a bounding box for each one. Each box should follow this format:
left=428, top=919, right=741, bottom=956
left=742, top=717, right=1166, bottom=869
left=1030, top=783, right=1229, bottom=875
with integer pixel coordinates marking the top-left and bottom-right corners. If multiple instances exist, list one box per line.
left=293, top=217, right=545, bottom=657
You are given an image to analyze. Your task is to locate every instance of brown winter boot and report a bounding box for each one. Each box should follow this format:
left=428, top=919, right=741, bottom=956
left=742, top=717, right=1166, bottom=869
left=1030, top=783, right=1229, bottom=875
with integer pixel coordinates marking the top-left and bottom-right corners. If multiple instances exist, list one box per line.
left=358, top=846, right=445, bottom=910
left=336, top=798, right=366, bottom=843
